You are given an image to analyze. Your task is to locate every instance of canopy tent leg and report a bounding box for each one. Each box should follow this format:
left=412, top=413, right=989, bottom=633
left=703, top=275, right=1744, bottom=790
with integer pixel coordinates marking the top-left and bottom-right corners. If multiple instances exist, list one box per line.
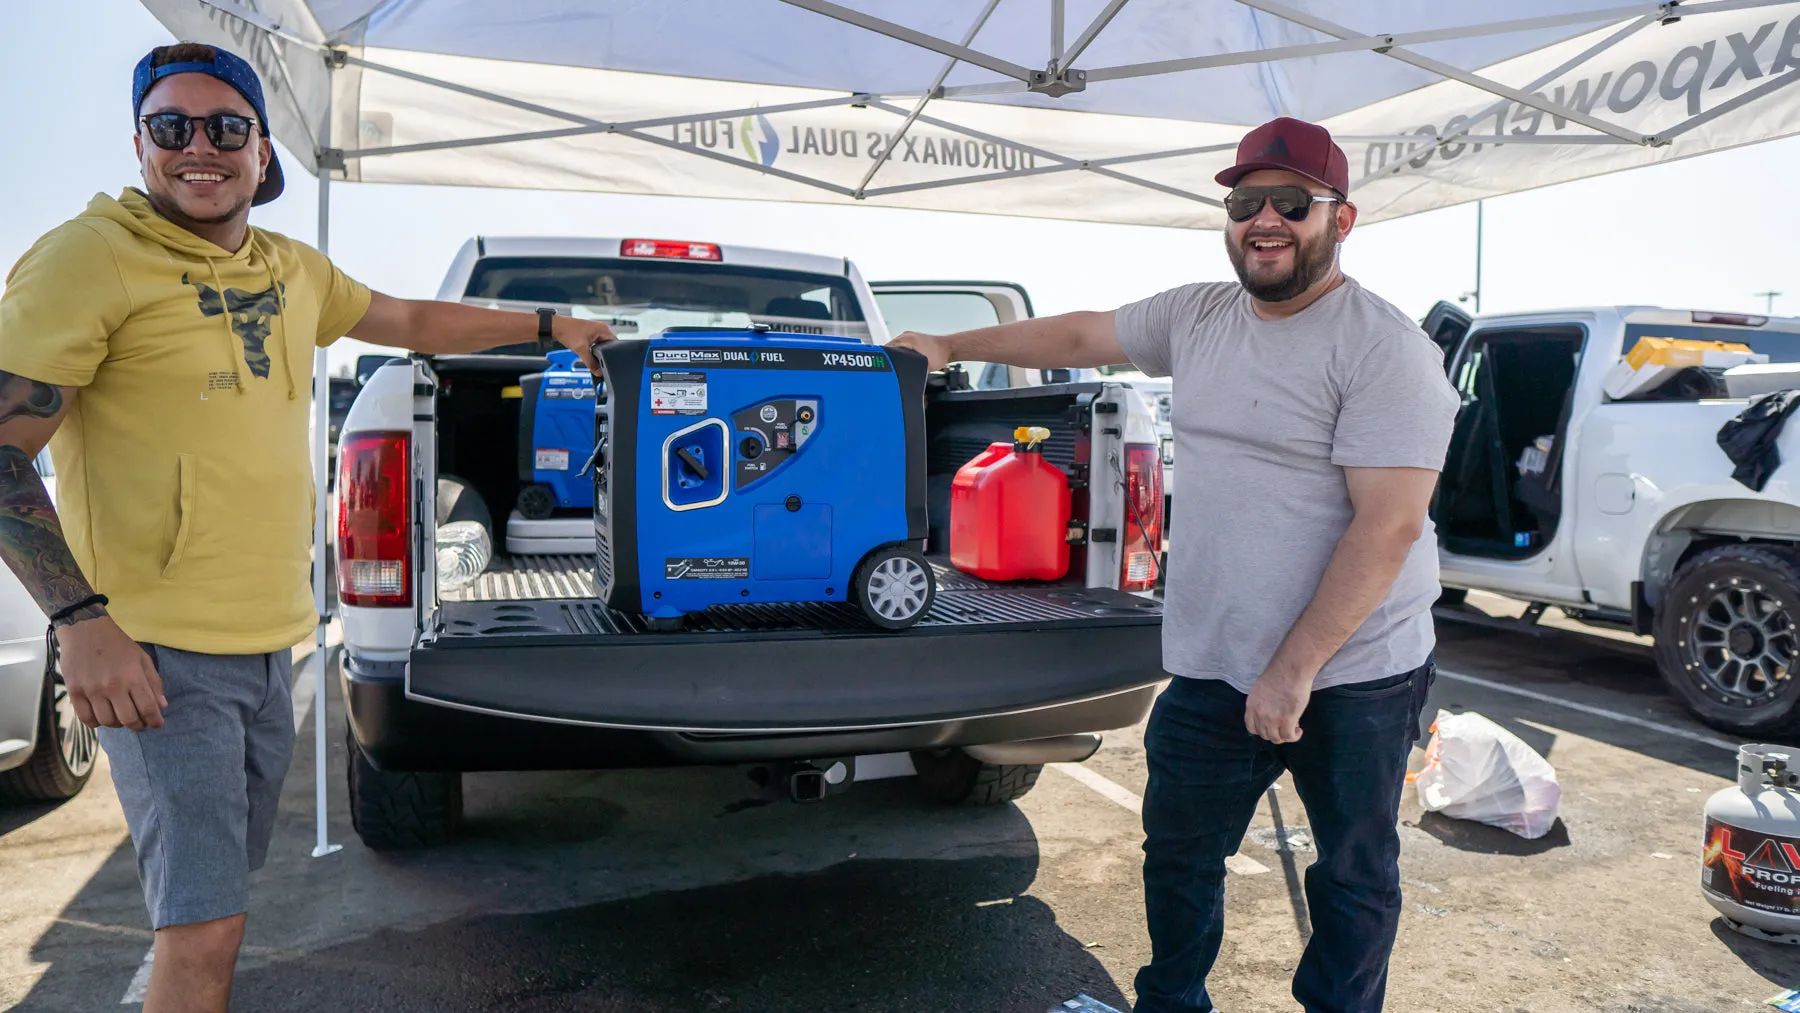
left=311, top=98, right=342, bottom=862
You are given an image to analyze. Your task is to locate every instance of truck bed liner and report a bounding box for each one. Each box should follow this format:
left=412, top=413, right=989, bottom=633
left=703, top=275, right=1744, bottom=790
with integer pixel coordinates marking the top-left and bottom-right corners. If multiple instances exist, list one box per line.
left=439, top=555, right=1151, bottom=639
left=415, top=555, right=1162, bottom=731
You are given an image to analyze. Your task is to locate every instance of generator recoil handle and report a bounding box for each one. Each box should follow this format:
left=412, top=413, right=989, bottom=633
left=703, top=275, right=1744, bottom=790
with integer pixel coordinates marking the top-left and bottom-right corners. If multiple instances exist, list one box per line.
left=676, top=447, right=710, bottom=480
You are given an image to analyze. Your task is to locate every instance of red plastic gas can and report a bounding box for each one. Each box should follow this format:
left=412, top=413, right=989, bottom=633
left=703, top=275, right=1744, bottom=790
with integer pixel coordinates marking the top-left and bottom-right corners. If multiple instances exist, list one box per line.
left=950, top=426, right=1072, bottom=581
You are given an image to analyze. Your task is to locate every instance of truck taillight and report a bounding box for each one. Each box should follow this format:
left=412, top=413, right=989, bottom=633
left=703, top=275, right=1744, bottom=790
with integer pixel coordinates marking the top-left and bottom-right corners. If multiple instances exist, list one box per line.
left=620, top=239, right=722, bottom=261
left=337, top=432, right=411, bottom=608
left=1121, top=443, right=1163, bottom=593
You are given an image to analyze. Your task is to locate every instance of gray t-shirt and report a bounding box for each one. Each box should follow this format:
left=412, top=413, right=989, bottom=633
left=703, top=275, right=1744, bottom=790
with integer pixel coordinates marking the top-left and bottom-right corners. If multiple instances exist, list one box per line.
left=1115, top=277, right=1460, bottom=691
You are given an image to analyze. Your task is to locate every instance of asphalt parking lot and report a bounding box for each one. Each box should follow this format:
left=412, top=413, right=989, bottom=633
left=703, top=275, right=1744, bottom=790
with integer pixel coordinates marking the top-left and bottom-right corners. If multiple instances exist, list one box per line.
left=3, top=593, right=1798, bottom=1012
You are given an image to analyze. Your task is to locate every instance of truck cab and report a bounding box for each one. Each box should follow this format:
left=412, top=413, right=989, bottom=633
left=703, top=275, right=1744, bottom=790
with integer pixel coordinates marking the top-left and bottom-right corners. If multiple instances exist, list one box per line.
left=334, top=237, right=1167, bottom=849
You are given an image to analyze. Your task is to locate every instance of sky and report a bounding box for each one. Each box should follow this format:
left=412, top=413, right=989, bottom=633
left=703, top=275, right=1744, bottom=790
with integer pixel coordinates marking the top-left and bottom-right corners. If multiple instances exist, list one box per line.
left=5, top=1, right=1800, bottom=373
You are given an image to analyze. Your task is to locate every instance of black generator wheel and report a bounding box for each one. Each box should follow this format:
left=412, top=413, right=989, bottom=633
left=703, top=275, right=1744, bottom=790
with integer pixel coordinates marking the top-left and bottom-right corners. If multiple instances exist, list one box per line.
left=516, top=483, right=556, bottom=520
left=853, top=546, right=936, bottom=630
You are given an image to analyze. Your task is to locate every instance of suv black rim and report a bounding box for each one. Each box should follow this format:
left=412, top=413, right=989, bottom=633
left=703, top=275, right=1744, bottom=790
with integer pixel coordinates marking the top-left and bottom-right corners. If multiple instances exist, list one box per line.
left=1680, top=577, right=1798, bottom=706
left=52, top=666, right=97, bottom=779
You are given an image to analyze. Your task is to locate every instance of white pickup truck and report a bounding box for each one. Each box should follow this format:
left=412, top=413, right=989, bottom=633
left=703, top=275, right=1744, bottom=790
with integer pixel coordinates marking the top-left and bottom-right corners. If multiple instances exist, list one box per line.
left=1425, top=302, right=1800, bottom=735
left=333, top=237, right=1166, bottom=849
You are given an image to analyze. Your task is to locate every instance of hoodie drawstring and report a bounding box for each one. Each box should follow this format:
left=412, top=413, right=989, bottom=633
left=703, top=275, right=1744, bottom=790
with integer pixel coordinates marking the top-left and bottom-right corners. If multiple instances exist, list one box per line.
left=250, top=233, right=299, bottom=401
left=202, top=256, right=245, bottom=395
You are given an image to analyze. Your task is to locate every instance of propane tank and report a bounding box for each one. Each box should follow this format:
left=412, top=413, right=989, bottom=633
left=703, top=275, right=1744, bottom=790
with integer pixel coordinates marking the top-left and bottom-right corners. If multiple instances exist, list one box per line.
left=1703, top=743, right=1800, bottom=943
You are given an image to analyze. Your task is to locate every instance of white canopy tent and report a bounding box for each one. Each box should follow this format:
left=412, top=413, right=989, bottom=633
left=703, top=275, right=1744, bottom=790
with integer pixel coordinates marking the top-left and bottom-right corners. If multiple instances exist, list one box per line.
left=135, top=0, right=1800, bottom=854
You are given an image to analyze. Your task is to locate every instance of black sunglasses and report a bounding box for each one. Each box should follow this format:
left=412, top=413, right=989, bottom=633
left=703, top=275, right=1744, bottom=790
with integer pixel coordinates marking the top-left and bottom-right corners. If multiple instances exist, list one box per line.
left=1224, top=185, right=1343, bottom=223
left=139, top=112, right=259, bottom=152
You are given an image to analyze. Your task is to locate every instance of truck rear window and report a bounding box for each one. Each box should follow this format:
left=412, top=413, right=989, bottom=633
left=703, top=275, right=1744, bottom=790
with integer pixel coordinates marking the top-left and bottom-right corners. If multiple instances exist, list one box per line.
left=462, top=257, right=868, bottom=354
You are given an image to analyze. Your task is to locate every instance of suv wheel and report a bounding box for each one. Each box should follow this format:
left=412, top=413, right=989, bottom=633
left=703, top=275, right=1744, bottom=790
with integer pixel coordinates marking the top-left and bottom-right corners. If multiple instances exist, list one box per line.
left=346, top=726, right=462, bottom=850
left=1657, top=544, right=1800, bottom=735
left=0, top=657, right=98, bottom=802
left=910, top=748, right=1042, bottom=806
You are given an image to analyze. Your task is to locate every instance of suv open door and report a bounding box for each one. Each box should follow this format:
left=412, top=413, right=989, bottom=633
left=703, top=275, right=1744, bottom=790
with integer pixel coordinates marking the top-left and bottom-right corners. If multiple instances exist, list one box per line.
left=870, top=281, right=1077, bottom=387
left=1421, top=300, right=1474, bottom=363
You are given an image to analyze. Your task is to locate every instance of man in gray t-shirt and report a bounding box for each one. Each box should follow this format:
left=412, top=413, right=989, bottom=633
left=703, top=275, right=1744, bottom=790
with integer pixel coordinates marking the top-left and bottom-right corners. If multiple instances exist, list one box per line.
left=891, top=117, right=1458, bottom=1013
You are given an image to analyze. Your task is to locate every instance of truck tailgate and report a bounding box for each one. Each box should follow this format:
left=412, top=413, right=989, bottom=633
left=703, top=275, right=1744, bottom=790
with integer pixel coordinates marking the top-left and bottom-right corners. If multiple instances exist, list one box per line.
left=411, top=556, right=1162, bottom=731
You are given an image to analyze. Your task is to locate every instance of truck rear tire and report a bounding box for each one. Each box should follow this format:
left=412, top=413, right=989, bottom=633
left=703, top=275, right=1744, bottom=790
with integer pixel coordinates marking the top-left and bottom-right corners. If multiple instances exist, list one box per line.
left=1656, top=544, right=1800, bottom=735
left=910, top=748, right=1042, bottom=806
left=346, top=726, right=463, bottom=850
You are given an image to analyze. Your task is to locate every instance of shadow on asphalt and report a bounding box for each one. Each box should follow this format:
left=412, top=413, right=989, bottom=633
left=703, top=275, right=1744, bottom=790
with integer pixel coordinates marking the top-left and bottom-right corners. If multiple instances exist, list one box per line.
left=224, top=853, right=1126, bottom=1013
left=1709, top=918, right=1800, bottom=987
left=0, top=798, right=65, bottom=838
left=1408, top=811, right=1571, bottom=856
left=16, top=838, right=149, bottom=1012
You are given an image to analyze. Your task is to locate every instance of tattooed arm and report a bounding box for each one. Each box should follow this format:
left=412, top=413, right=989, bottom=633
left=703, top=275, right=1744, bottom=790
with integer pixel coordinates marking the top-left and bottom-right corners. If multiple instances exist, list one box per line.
left=0, top=372, right=163, bottom=730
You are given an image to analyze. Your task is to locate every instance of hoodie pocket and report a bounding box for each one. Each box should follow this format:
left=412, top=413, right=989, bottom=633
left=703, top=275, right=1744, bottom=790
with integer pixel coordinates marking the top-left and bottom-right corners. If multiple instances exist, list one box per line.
left=162, top=454, right=196, bottom=578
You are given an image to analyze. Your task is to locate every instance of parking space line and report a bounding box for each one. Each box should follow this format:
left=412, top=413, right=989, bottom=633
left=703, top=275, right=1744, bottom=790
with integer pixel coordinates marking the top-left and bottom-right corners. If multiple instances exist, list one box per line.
left=1051, top=761, right=1143, bottom=814
left=119, top=946, right=151, bottom=1004
left=1436, top=668, right=1740, bottom=753
left=1049, top=762, right=1270, bottom=875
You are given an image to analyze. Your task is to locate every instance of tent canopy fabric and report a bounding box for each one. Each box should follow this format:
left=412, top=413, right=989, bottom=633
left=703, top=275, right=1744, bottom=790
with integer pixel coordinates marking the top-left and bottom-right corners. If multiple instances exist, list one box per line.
left=144, top=0, right=1800, bottom=229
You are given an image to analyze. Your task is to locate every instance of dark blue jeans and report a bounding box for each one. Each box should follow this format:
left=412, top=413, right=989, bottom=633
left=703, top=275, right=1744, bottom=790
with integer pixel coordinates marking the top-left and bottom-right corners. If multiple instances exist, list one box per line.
left=1132, top=661, right=1434, bottom=1013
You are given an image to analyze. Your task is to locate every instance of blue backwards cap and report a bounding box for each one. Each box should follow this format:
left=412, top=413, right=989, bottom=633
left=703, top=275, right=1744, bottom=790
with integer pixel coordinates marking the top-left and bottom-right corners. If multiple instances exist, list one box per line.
left=132, top=45, right=284, bottom=206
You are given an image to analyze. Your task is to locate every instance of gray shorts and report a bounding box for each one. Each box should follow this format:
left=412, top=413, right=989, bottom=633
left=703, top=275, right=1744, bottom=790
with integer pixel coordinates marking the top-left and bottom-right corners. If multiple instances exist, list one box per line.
left=96, top=644, right=295, bottom=929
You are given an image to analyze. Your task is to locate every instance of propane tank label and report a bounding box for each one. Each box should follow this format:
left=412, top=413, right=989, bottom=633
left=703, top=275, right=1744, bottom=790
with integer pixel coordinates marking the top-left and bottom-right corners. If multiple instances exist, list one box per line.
left=1702, top=817, right=1800, bottom=914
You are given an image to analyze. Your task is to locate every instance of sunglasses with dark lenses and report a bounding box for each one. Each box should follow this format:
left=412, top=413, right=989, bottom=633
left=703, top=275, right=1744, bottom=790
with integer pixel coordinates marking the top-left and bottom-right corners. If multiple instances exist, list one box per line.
left=1224, top=185, right=1343, bottom=223
left=139, top=112, right=258, bottom=152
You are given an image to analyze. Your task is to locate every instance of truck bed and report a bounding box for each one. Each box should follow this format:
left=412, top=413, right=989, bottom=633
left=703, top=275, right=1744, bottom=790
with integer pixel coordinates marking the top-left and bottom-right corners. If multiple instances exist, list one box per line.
left=413, top=553, right=1162, bottom=732
left=438, top=553, right=1153, bottom=638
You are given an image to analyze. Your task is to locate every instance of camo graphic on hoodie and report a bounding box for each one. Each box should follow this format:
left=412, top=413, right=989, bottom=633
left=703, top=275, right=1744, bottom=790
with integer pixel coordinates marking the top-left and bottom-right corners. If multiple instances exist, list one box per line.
left=183, top=274, right=287, bottom=379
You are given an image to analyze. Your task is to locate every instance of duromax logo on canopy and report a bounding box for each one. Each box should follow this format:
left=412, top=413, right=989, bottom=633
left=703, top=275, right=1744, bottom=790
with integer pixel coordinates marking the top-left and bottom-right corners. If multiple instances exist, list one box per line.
left=740, top=111, right=780, bottom=167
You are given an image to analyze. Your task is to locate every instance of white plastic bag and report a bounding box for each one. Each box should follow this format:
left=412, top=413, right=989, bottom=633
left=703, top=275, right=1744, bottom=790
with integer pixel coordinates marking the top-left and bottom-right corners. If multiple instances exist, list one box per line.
left=1411, top=708, right=1562, bottom=839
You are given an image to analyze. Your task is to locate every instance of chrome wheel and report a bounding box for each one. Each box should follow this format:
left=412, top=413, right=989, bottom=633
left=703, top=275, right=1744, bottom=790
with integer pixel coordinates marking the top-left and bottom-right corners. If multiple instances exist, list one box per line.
left=867, top=556, right=931, bottom=623
left=51, top=666, right=98, bottom=780
left=1683, top=578, right=1799, bottom=705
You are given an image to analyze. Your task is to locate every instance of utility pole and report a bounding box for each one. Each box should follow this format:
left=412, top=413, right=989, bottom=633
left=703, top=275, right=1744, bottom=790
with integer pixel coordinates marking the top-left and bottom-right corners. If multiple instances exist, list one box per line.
left=1755, top=290, right=1781, bottom=315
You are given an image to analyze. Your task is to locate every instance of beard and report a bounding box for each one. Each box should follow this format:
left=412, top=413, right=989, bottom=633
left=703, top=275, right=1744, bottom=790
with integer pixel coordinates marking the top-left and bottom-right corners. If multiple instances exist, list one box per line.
left=144, top=183, right=254, bottom=231
left=1227, top=225, right=1339, bottom=303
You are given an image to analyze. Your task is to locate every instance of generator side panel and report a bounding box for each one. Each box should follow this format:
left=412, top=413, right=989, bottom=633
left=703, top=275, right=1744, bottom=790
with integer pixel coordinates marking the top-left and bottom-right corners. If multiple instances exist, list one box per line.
left=594, top=340, right=649, bottom=613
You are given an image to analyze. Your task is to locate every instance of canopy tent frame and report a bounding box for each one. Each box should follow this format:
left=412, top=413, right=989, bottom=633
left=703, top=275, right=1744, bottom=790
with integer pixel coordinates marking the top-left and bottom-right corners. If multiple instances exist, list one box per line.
left=199, top=0, right=1800, bottom=214
left=165, top=0, right=1800, bottom=857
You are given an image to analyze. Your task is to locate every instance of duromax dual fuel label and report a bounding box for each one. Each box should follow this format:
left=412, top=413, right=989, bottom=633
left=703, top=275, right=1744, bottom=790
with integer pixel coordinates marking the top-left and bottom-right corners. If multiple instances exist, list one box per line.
left=648, top=347, right=890, bottom=371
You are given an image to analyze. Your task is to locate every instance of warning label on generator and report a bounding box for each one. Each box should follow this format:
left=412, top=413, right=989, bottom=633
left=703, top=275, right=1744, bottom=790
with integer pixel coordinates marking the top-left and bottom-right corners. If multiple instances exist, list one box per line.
left=665, top=557, right=749, bottom=580
left=1702, top=817, right=1800, bottom=915
left=650, top=372, right=707, bottom=415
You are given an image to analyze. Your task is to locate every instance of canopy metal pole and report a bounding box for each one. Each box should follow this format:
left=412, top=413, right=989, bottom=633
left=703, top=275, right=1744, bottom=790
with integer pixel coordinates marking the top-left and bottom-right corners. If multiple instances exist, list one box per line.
left=1473, top=200, right=1484, bottom=314
left=855, top=0, right=1002, bottom=197
left=310, top=83, right=342, bottom=861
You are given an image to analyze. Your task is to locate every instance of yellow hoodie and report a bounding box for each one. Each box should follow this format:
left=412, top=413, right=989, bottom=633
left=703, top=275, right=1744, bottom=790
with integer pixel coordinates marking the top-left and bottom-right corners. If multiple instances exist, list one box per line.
left=0, top=189, right=371, bottom=654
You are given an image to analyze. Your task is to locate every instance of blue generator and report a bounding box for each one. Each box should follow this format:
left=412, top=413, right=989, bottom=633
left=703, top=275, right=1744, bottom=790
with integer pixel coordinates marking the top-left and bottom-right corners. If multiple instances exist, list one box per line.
left=517, top=349, right=597, bottom=519
left=592, top=328, right=934, bottom=630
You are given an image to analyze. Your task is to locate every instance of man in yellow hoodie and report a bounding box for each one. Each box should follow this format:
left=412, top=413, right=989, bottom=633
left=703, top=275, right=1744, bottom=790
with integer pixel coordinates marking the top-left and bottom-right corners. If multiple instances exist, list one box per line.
left=0, top=43, right=615, bottom=1011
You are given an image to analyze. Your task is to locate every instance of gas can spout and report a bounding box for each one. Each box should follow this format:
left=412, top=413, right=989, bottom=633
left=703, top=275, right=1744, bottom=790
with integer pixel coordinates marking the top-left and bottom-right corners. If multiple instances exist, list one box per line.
left=1013, top=426, right=1052, bottom=449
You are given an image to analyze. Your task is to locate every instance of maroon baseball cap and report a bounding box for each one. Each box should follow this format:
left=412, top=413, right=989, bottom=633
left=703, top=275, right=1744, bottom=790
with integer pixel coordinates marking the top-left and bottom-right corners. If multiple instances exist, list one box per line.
left=1215, top=117, right=1350, bottom=196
